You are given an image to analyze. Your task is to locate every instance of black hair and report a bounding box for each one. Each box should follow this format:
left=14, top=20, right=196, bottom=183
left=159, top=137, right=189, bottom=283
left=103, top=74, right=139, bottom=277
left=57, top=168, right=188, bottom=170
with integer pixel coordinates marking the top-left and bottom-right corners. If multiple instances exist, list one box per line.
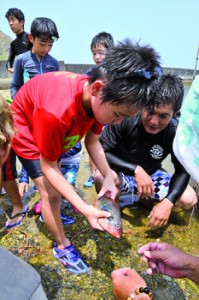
left=90, top=32, right=114, bottom=50
left=147, top=73, right=184, bottom=114
left=88, top=39, right=162, bottom=109
left=30, top=17, right=59, bottom=40
left=5, top=8, right=25, bottom=28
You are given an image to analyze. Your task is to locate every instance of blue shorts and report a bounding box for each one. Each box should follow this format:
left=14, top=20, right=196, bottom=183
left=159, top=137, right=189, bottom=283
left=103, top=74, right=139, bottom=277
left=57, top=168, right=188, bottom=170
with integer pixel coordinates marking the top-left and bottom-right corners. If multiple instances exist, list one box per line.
left=119, top=169, right=171, bottom=202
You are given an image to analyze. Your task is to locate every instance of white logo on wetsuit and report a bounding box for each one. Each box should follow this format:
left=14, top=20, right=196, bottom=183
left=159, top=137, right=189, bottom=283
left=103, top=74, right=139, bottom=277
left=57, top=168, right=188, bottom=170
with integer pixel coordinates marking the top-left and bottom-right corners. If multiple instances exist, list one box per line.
left=150, top=145, right=163, bottom=159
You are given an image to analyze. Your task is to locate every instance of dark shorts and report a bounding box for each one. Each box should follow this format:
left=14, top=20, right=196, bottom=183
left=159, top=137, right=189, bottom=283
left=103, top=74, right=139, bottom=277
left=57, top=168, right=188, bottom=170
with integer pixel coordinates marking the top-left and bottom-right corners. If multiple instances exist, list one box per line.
left=18, top=156, right=61, bottom=180
left=2, top=149, right=18, bottom=181
left=18, top=156, right=43, bottom=180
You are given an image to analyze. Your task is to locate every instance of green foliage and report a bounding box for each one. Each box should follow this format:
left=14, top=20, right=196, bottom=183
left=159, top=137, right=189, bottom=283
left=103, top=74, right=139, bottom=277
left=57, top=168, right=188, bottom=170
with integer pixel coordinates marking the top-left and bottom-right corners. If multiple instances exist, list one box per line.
left=0, top=55, right=7, bottom=60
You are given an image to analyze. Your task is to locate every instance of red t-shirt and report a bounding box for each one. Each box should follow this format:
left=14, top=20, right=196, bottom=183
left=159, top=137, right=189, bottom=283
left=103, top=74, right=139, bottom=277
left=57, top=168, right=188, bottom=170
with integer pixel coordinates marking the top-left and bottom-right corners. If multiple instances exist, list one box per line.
left=11, top=71, right=103, bottom=161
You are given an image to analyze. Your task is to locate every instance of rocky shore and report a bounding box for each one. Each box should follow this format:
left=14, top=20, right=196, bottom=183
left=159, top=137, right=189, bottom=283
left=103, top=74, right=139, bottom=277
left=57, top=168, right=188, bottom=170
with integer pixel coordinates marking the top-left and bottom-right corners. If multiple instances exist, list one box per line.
left=0, top=88, right=199, bottom=299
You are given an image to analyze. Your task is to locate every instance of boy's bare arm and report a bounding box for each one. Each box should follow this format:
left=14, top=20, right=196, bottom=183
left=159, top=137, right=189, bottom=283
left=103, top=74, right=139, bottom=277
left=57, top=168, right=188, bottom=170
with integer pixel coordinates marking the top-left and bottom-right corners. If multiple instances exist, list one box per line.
left=40, top=155, right=111, bottom=230
left=85, top=130, right=118, bottom=199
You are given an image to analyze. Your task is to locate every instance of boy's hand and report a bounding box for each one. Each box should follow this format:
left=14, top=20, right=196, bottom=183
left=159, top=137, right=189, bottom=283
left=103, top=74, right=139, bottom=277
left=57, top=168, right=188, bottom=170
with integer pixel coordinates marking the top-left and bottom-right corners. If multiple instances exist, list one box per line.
left=84, top=204, right=111, bottom=231
left=18, top=182, right=29, bottom=197
left=98, top=174, right=118, bottom=199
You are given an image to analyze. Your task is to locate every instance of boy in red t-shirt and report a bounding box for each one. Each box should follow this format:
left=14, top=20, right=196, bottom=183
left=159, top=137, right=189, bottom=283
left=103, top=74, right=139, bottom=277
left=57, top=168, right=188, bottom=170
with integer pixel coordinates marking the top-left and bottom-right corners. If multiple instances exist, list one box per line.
left=10, top=39, right=162, bottom=274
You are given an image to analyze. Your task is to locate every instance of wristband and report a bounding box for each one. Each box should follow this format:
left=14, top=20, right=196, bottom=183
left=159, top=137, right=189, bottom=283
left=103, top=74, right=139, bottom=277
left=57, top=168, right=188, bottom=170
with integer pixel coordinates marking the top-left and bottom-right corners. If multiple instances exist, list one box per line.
left=127, top=287, right=154, bottom=299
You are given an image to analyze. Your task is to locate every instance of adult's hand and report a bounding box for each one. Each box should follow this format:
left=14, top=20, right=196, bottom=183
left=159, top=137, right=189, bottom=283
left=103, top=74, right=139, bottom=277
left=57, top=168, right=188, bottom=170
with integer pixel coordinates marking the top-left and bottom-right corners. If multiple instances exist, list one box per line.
left=111, top=268, right=150, bottom=300
left=134, top=165, right=154, bottom=199
left=148, top=198, right=173, bottom=228
left=138, top=242, right=190, bottom=279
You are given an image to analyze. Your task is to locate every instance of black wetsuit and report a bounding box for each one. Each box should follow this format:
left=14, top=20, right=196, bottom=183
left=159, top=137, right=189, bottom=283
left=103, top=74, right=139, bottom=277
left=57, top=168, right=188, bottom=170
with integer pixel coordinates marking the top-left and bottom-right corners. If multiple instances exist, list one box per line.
left=100, top=114, right=190, bottom=204
left=6, top=31, right=32, bottom=69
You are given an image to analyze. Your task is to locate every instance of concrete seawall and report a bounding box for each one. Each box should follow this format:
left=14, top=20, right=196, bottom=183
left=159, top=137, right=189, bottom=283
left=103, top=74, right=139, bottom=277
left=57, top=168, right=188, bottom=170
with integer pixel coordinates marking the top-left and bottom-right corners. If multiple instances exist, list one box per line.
left=0, top=60, right=198, bottom=89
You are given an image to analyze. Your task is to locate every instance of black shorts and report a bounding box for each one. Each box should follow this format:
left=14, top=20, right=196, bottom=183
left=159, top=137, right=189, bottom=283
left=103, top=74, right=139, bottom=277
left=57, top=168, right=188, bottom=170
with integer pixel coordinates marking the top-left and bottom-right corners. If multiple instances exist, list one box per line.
left=17, top=156, right=61, bottom=180
left=17, top=156, right=43, bottom=180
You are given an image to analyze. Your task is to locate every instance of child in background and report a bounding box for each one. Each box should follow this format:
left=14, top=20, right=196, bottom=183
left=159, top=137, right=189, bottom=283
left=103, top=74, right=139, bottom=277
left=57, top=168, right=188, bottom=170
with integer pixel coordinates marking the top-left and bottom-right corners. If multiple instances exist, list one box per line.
left=90, top=31, right=114, bottom=66
left=10, top=17, right=59, bottom=99
left=84, top=31, right=114, bottom=187
left=5, top=8, right=32, bottom=74
left=3, top=7, right=32, bottom=196
left=10, top=39, right=162, bottom=274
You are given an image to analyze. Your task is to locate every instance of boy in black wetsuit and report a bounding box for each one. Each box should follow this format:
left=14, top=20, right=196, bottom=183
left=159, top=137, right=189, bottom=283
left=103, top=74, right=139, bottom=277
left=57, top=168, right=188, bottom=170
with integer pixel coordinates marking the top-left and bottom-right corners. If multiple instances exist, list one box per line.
left=96, top=74, right=197, bottom=229
left=5, top=8, right=32, bottom=73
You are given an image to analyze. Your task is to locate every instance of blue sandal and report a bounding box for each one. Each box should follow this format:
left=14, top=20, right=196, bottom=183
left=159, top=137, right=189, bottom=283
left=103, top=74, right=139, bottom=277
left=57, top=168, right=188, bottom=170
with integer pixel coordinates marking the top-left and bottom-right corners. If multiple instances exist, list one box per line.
left=39, top=212, right=75, bottom=225
left=5, top=206, right=28, bottom=229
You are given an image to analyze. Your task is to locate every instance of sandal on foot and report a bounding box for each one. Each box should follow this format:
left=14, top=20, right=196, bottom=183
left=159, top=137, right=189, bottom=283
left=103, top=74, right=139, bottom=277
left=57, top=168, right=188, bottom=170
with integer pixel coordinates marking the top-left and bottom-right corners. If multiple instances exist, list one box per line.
left=5, top=206, right=28, bottom=229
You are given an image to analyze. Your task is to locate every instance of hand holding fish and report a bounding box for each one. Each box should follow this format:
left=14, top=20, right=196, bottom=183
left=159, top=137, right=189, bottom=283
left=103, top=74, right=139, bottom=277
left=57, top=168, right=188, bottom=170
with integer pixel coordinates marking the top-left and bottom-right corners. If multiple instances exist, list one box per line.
left=84, top=204, right=111, bottom=231
left=95, top=196, right=122, bottom=238
left=98, top=173, right=118, bottom=199
left=134, top=166, right=154, bottom=199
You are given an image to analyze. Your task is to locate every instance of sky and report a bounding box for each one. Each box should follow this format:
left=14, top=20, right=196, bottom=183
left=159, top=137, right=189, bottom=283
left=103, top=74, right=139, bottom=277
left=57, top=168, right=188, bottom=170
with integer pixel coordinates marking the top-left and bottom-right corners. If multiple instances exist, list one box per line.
left=0, top=0, right=198, bottom=69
